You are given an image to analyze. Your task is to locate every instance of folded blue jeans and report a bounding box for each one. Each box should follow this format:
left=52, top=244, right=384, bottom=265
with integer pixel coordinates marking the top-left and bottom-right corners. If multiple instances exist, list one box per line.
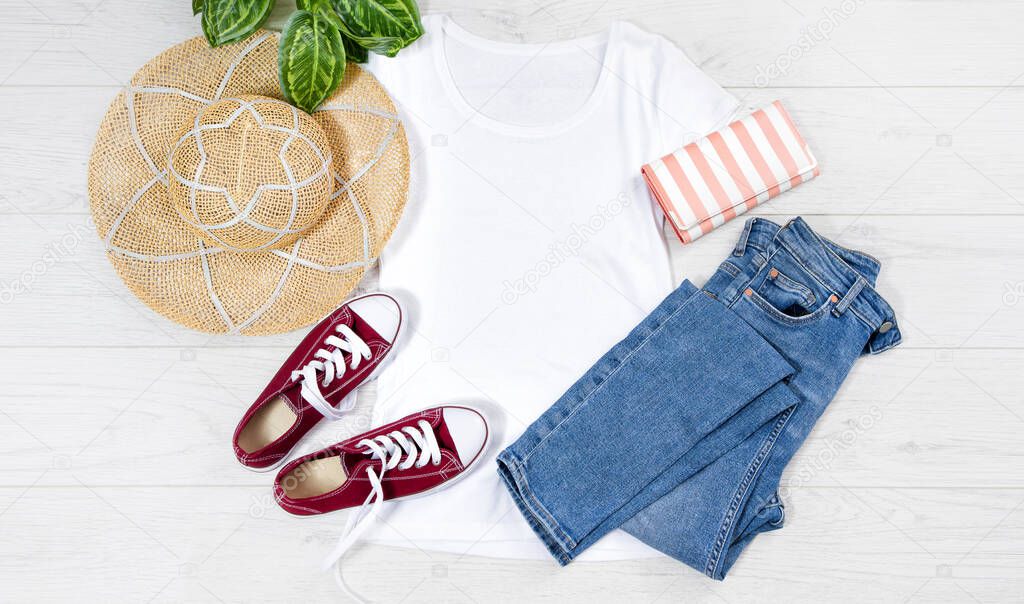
left=497, top=217, right=902, bottom=579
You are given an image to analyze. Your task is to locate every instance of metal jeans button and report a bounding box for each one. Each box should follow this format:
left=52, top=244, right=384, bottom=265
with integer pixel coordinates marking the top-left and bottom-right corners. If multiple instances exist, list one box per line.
left=878, top=321, right=894, bottom=334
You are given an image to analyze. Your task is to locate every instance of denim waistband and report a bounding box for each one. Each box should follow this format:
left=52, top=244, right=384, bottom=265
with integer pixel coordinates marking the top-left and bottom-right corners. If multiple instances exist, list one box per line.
left=728, top=217, right=901, bottom=354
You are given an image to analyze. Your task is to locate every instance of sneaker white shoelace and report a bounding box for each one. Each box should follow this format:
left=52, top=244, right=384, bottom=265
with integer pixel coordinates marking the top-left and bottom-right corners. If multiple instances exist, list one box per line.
left=323, top=419, right=442, bottom=590
left=291, top=324, right=372, bottom=420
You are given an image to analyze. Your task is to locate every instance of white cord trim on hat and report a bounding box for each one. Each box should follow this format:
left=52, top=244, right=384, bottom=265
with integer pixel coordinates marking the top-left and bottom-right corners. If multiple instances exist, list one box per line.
left=103, top=170, right=166, bottom=250
left=166, top=97, right=334, bottom=252
left=172, top=96, right=332, bottom=182
left=199, top=239, right=236, bottom=332
left=319, top=112, right=399, bottom=265
left=171, top=162, right=330, bottom=199
left=270, top=252, right=376, bottom=274
left=315, top=103, right=399, bottom=121
left=347, top=187, right=372, bottom=264
left=214, top=32, right=273, bottom=100
left=123, top=86, right=214, bottom=186
left=320, top=101, right=399, bottom=264
left=331, top=116, right=400, bottom=198
left=125, top=92, right=173, bottom=184
left=131, top=86, right=212, bottom=105
left=116, top=81, right=393, bottom=265
left=170, top=135, right=330, bottom=194
left=186, top=99, right=210, bottom=225
left=278, top=105, right=303, bottom=244
left=230, top=238, right=302, bottom=334
left=106, top=245, right=225, bottom=263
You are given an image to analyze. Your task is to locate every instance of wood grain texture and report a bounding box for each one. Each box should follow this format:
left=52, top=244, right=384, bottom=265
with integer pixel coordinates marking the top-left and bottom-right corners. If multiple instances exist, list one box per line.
left=0, top=486, right=1020, bottom=602
left=0, top=0, right=1022, bottom=602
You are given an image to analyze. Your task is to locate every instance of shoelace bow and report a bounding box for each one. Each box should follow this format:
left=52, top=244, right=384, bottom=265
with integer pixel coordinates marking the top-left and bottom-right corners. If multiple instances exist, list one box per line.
left=291, top=323, right=372, bottom=420
left=323, top=420, right=443, bottom=588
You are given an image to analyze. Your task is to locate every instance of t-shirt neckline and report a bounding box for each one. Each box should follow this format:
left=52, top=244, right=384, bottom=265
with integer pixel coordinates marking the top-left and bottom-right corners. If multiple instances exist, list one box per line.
left=432, top=14, right=618, bottom=138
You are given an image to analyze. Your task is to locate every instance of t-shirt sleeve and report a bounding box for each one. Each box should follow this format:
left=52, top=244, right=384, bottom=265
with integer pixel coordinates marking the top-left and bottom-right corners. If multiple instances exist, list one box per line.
left=650, top=36, right=740, bottom=152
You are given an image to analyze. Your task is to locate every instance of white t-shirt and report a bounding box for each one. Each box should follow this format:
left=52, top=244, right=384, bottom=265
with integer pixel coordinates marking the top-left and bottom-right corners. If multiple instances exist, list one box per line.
left=366, top=14, right=739, bottom=560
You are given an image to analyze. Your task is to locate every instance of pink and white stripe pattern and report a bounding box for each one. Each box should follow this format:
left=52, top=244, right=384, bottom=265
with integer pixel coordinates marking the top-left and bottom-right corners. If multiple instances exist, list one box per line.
left=642, top=101, right=819, bottom=244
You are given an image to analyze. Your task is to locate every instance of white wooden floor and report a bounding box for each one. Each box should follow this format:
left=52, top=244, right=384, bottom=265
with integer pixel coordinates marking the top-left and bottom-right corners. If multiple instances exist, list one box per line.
left=2, top=0, right=1023, bottom=602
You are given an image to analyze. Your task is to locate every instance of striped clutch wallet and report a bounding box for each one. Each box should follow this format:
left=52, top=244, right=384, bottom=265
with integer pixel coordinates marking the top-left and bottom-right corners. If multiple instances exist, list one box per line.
left=642, top=101, right=819, bottom=244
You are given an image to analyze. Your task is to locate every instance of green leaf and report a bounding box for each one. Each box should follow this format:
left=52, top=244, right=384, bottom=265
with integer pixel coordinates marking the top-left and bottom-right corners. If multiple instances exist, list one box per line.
left=330, top=0, right=423, bottom=54
left=299, top=0, right=344, bottom=30
left=201, top=0, right=275, bottom=47
left=279, top=9, right=347, bottom=113
left=342, top=35, right=369, bottom=63
left=338, top=25, right=403, bottom=57
left=192, top=0, right=204, bottom=15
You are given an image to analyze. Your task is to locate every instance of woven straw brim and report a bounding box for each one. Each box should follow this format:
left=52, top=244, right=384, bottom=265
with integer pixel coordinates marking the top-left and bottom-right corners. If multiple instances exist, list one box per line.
left=87, top=32, right=409, bottom=335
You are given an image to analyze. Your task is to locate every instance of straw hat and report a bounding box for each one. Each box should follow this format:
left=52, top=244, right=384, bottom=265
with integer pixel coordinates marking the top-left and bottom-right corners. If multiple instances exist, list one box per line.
left=88, top=31, right=409, bottom=335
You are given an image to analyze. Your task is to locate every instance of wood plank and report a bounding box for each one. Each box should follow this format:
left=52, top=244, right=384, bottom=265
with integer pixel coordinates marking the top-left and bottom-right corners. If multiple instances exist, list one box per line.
left=0, top=485, right=1019, bottom=601
left=0, top=87, right=109, bottom=215
left=3, top=1, right=1023, bottom=87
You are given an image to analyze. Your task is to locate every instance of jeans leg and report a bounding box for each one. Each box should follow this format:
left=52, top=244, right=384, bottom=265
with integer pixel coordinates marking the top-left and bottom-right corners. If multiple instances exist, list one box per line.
left=496, top=280, right=799, bottom=564
left=621, top=402, right=795, bottom=578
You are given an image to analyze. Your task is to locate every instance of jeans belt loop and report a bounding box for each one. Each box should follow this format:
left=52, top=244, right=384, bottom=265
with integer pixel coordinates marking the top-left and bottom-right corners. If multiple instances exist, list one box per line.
left=833, top=276, right=866, bottom=316
left=722, top=252, right=766, bottom=306
left=732, top=219, right=755, bottom=257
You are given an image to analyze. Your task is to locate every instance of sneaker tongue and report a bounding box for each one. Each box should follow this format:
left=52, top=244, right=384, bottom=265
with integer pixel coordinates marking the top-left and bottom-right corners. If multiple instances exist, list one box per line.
left=305, top=448, right=361, bottom=477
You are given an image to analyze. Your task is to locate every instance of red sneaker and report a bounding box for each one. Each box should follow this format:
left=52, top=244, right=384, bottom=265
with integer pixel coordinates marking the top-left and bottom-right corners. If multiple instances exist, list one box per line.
left=273, top=405, right=489, bottom=516
left=232, top=293, right=403, bottom=471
